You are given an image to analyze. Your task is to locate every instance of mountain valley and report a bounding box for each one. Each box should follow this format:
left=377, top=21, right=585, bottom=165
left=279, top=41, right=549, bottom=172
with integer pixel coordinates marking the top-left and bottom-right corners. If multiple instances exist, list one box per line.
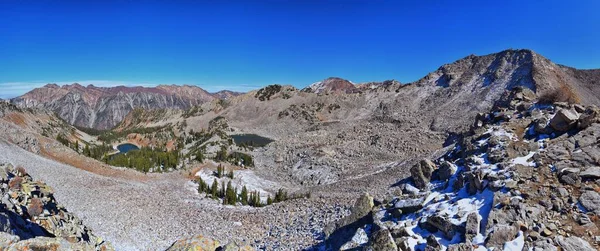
left=1, top=49, right=600, bottom=250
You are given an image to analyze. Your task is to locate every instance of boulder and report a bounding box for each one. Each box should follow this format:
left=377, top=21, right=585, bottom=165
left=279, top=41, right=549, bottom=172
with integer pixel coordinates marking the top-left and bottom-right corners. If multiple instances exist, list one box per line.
left=410, top=159, right=436, bottom=189
left=579, top=190, right=600, bottom=215
left=393, top=197, right=424, bottom=214
left=465, top=171, right=483, bottom=195
left=401, top=183, right=420, bottom=195
left=166, top=235, right=220, bottom=251
left=437, top=161, right=456, bottom=181
left=579, top=166, right=600, bottom=180
left=485, top=224, right=518, bottom=250
left=550, top=109, right=579, bottom=132
left=6, top=237, right=97, bottom=250
left=421, top=215, right=457, bottom=240
left=464, top=212, right=480, bottom=241
left=366, top=229, right=397, bottom=251
left=578, top=108, right=600, bottom=129
left=554, top=236, right=595, bottom=251
left=425, top=234, right=441, bottom=251
left=447, top=242, right=474, bottom=251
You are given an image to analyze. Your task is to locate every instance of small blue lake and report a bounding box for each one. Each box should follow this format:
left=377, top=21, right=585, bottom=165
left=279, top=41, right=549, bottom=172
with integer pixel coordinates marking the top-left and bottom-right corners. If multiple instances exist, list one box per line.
left=117, top=143, right=139, bottom=153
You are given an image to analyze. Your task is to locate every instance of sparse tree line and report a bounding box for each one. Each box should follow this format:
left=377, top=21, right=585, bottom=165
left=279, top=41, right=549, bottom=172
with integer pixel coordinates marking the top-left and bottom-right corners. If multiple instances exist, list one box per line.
left=195, top=173, right=295, bottom=207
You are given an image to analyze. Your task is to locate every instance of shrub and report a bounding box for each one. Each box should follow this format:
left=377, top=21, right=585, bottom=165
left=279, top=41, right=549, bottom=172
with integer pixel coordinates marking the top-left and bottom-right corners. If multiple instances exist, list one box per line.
left=538, top=85, right=580, bottom=104
left=8, top=177, right=22, bottom=190
left=27, top=198, right=44, bottom=218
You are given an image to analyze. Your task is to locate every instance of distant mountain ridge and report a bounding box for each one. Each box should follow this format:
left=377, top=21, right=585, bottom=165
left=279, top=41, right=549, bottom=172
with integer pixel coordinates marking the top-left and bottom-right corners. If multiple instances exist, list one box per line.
left=11, top=83, right=242, bottom=129
left=11, top=49, right=600, bottom=131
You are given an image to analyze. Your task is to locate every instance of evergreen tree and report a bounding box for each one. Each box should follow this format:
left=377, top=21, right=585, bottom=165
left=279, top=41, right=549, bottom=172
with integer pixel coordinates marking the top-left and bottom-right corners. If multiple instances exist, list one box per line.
left=267, top=195, right=273, bottom=205
left=221, top=180, right=226, bottom=198
left=226, top=181, right=235, bottom=205
left=211, top=178, right=218, bottom=198
left=216, top=164, right=223, bottom=178
left=74, top=141, right=79, bottom=152
left=241, top=185, right=248, bottom=205
left=227, top=169, right=234, bottom=179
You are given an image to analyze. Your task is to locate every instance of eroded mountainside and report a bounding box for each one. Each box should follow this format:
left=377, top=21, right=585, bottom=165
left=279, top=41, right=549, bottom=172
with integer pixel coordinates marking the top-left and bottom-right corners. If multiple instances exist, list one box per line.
left=10, top=84, right=240, bottom=130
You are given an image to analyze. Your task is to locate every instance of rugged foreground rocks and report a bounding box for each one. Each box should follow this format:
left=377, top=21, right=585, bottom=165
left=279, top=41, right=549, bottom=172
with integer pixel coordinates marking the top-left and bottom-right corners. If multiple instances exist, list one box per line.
left=320, top=88, right=600, bottom=250
left=0, top=163, right=113, bottom=250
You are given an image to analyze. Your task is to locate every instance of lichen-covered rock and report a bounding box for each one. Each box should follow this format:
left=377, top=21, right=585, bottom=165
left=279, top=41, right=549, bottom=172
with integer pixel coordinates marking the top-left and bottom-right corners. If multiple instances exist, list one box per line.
left=410, top=159, right=436, bottom=189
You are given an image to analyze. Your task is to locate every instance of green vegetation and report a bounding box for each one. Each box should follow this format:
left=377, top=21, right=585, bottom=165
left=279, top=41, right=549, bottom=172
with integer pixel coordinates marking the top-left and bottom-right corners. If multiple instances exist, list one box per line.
left=106, top=147, right=180, bottom=173
left=195, top=176, right=299, bottom=207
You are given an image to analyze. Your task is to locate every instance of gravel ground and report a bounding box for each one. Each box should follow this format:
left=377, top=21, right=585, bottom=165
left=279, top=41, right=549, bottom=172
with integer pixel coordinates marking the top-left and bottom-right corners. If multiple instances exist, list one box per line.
left=0, top=140, right=351, bottom=250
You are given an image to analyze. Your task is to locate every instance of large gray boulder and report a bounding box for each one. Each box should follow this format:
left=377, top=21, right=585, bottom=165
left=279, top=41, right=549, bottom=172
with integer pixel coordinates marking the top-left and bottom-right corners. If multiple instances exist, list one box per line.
left=579, top=190, right=600, bottom=215
left=550, top=109, right=579, bottom=132
left=410, top=159, right=436, bottom=189
left=579, top=166, right=600, bottom=180
left=485, top=224, right=518, bottom=250
left=554, top=236, right=595, bottom=251
left=394, top=197, right=425, bottom=214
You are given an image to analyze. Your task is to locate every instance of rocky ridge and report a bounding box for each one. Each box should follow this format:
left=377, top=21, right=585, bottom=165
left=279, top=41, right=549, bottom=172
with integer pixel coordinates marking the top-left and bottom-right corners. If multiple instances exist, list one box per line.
left=321, top=87, right=600, bottom=250
left=10, top=83, right=239, bottom=130
left=0, top=163, right=112, bottom=250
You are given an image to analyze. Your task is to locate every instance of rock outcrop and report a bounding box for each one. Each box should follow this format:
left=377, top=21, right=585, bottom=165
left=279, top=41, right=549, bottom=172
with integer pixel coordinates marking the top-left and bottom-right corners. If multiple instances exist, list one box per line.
left=320, top=87, right=600, bottom=250
left=0, top=163, right=112, bottom=250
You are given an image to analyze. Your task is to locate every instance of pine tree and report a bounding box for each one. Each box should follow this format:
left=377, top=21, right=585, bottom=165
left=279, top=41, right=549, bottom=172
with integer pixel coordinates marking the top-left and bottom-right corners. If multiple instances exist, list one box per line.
left=241, top=185, right=248, bottom=205
left=227, top=169, right=234, bottom=179
left=267, top=195, right=273, bottom=205
left=211, top=178, right=218, bottom=198
left=221, top=180, right=226, bottom=198
left=74, top=141, right=79, bottom=152
left=216, top=164, right=223, bottom=178
left=226, top=181, right=235, bottom=205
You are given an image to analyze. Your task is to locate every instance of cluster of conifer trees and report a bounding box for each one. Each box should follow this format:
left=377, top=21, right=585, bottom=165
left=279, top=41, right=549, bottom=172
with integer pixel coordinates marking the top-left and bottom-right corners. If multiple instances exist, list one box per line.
left=196, top=172, right=289, bottom=207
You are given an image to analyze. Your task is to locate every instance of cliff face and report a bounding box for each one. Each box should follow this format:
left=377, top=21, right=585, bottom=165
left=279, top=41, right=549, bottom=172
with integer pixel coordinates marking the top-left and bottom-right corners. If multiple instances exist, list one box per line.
left=11, top=84, right=222, bottom=130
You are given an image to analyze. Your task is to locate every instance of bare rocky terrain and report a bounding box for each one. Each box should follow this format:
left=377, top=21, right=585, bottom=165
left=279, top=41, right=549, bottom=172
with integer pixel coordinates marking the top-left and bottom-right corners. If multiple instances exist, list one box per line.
left=1, top=49, right=600, bottom=250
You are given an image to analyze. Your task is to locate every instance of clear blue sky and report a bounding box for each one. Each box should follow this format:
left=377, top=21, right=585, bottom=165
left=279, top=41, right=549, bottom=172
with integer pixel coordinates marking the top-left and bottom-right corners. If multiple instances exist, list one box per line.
left=1, top=0, right=599, bottom=98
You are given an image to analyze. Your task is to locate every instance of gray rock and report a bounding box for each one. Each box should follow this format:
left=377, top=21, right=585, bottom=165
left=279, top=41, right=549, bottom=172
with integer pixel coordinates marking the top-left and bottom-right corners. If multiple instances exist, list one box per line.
left=366, top=229, right=397, bottom=251
left=556, top=187, right=569, bottom=197
left=447, top=242, right=474, bottom=251
left=422, top=215, right=457, bottom=240
left=559, top=172, right=581, bottom=186
left=464, top=212, right=479, bottom=241
left=465, top=171, right=483, bottom=195
left=550, top=109, right=579, bottom=132
left=410, top=159, right=436, bottom=189
left=533, top=117, right=551, bottom=134
left=554, top=236, right=595, bottom=251
left=394, top=197, right=424, bottom=214
left=425, top=234, right=441, bottom=251
left=485, top=224, right=517, bottom=250
left=437, top=161, right=456, bottom=181
left=579, top=166, right=600, bottom=180
left=579, top=190, right=600, bottom=214
left=401, top=183, right=420, bottom=195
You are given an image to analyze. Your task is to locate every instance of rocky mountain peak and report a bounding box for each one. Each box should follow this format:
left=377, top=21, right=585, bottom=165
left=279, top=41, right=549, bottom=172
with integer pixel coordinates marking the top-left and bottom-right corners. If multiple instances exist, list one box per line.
left=302, top=77, right=357, bottom=94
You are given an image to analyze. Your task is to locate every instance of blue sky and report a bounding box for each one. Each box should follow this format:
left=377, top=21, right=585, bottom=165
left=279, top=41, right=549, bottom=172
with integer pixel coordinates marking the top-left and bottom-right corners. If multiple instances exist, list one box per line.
left=1, top=1, right=599, bottom=99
